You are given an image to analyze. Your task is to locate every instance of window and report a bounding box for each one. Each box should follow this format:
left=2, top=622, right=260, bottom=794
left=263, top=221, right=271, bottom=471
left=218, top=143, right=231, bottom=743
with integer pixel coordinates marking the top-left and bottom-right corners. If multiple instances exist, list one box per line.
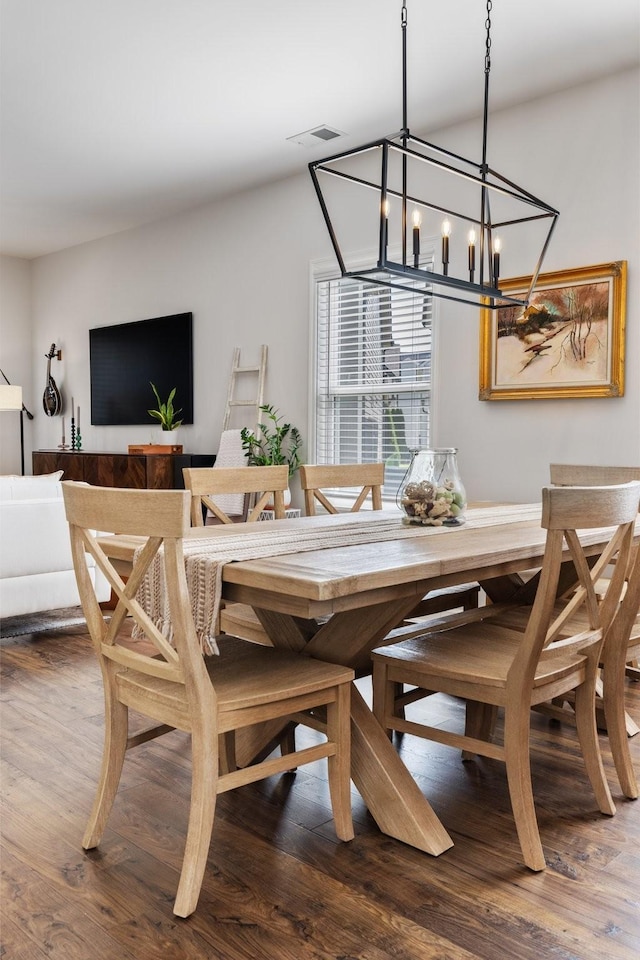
left=313, top=258, right=434, bottom=501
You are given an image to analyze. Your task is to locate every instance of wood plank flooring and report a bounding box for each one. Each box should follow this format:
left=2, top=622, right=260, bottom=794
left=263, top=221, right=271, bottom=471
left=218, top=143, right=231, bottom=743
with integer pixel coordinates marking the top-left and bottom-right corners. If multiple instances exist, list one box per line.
left=2, top=623, right=639, bottom=960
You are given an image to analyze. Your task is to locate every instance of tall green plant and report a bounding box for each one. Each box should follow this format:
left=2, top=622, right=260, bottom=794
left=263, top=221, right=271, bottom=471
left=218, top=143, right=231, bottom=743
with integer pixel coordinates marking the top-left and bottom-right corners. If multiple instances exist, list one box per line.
left=240, top=404, right=302, bottom=477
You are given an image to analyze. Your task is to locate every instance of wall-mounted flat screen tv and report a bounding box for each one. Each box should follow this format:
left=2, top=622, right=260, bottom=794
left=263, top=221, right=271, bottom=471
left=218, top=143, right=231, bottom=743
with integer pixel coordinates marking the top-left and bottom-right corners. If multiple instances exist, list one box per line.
left=90, top=312, right=193, bottom=426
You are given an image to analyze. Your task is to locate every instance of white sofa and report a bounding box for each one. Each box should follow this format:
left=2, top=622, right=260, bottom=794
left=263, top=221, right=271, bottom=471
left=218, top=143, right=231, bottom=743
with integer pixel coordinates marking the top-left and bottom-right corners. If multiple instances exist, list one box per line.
left=0, top=472, right=110, bottom=618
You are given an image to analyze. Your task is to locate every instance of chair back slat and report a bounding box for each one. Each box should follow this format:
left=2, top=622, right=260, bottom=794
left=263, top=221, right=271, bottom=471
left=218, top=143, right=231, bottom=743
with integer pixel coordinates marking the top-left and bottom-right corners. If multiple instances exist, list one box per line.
left=551, top=463, right=640, bottom=487
left=63, top=481, right=190, bottom=536
left=300, top=463, right=384, bottom=516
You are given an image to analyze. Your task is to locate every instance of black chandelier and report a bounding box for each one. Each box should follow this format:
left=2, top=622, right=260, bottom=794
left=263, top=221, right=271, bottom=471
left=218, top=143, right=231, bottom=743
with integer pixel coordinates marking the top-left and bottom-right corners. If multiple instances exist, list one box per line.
left=309, top=0, right=559, bottom=309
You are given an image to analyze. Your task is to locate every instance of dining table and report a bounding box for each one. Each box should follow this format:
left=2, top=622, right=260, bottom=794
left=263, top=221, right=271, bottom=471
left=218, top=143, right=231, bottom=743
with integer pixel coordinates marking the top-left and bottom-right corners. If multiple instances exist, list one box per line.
left=99, top=501, right=638, bottom=858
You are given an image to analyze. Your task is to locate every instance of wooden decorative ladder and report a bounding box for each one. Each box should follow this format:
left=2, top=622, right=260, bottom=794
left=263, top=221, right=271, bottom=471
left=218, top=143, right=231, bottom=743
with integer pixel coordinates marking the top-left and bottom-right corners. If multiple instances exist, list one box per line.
left=222, top=345, right=268, bottom=433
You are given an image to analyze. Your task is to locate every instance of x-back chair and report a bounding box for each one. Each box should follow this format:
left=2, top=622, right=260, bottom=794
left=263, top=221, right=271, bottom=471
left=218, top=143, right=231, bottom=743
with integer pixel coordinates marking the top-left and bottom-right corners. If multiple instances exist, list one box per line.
left=372, top=482, right=640, bottom=870
left=63, top=481, right=353, bottom=917
left=549, top=463, right=640, bottom=798
left=183, top=464, right=289, bottom=526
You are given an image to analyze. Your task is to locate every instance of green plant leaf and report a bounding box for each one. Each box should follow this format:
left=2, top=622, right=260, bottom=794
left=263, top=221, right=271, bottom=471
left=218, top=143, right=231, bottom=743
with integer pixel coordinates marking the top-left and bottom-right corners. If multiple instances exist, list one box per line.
left=149, top=382, right=182, bottom=429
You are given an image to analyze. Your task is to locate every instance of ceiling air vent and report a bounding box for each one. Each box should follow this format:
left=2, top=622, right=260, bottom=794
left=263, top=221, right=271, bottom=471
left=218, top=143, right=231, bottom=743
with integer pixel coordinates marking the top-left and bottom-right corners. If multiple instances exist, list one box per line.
left=286, top=125, right=346, bottom=148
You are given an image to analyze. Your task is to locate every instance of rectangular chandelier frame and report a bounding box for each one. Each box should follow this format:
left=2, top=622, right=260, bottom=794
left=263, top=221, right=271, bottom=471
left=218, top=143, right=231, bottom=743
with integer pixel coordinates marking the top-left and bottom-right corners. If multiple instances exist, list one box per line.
left=310, top=130, right=560, bottom=310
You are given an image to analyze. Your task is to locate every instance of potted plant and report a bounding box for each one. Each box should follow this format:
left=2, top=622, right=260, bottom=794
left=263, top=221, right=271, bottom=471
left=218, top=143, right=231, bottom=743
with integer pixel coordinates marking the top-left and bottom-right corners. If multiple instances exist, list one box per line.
left=148, top=382, right=183, bottom=431
left=240, top=404, right=302, bottom=477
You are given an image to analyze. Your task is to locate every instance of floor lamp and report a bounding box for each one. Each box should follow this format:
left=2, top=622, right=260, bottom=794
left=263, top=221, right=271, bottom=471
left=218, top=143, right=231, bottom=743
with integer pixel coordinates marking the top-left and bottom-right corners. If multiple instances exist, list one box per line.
left=0, top=381, right=32, bottom=475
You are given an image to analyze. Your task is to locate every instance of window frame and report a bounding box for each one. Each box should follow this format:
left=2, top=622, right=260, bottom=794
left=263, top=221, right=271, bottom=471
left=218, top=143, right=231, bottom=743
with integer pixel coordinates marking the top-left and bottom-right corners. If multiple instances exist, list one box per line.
left=309, top=252, right=439, bottom=504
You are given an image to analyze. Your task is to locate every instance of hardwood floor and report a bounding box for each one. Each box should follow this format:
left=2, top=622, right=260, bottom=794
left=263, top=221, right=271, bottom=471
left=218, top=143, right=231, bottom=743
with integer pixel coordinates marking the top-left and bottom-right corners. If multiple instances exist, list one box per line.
left=2, top=623, right=639, bottom=960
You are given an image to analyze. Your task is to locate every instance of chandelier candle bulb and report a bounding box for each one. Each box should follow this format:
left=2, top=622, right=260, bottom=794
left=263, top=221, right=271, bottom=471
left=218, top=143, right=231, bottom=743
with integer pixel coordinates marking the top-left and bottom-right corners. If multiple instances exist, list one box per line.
left=468, top=229, right=476, bottom=277
left=492, top=237, right=501, bottom=288
left=380, top=199, right=390, bottom=257
left=412, top=209, right=421, bottom=267
left=441, top=219, right=451, bottom=274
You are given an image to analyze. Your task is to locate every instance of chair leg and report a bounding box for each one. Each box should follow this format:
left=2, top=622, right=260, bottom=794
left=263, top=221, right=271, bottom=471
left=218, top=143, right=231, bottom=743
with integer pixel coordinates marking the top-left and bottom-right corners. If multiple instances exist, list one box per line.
left=82, top=696, right=128, bottom=850
left=601, top=660, right=638, bottom=800
left=393, top=680, right=406, bottom=721
left=372, top=661, right=395, bottom=740
left=504, top=704, right=546, bottom=871
left=325, top=684, right=354, bottom=842
left=279, top=724, right=297, bottom=758
left=218, top=732, right=237, bottom=774
left=573, top=671, right=616, bottom=814
left=173, top=730, right=218, bottom=919
left=463, top=701, right=497, bottom=760
left=463, top=588, right=480, bottom=610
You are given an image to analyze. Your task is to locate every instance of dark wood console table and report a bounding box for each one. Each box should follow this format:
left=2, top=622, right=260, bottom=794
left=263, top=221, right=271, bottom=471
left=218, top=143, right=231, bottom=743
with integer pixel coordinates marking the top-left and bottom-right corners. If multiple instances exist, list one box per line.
left=32, top=450, right=215, bottom=490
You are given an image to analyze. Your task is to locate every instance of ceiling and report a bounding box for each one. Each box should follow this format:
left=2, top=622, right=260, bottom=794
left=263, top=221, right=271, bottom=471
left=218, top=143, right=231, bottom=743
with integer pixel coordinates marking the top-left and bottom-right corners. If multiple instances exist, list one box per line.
left=1, top=0, right=639, bottom=260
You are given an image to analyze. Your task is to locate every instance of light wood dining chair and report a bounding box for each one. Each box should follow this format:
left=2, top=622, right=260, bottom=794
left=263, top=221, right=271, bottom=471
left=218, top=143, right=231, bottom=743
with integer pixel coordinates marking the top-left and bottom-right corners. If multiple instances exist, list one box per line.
left=549, top=463, right=640, bottom=798
left=300, top=462, right=480, bottom=620
left=62, top=481, right=354, bottom=918
left=183, top=464, right=289, bottom=526
left=371, top=482, right=640, bottom=871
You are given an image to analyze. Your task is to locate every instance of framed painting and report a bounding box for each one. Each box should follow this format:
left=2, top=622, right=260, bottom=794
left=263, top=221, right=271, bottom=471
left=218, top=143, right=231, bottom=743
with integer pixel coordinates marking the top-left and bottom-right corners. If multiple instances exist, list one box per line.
left=479, top=261, right=627, bottom=400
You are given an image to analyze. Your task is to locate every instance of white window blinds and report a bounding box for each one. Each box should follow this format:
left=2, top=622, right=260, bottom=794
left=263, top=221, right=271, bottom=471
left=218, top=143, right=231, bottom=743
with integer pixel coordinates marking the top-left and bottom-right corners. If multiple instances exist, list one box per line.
left=313, top=264, right=433, bottom=500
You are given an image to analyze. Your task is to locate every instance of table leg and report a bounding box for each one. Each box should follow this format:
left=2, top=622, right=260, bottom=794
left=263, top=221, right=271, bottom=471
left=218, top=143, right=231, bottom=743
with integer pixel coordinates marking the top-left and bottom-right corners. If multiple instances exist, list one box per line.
left=350, top=684, right=453, bottom=854
left=249, top=601, right=454, bottom=854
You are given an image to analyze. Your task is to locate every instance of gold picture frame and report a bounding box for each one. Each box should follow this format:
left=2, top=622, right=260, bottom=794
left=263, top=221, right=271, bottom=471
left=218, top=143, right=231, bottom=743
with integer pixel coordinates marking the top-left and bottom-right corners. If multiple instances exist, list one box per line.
left=479, top=261, right=627, bottom=400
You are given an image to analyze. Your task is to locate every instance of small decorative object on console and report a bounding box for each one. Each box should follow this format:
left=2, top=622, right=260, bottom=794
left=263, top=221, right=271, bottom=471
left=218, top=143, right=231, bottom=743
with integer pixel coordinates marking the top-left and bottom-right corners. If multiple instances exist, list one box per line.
left=128, top=444, right=183, bottom=455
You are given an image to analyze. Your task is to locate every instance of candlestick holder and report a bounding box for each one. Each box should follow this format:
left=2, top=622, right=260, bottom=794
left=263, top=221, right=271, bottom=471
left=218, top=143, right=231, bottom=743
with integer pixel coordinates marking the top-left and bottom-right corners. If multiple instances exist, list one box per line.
left=75, top=431, right=82, bottom=451
left=70, top=418, right=76, bottom=450
left=59, top=419, right=69, bottom=450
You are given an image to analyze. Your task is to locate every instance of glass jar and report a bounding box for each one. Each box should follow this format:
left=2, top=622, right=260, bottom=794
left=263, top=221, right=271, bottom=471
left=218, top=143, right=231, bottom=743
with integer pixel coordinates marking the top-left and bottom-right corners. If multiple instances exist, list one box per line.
left=399, top=448, right=467, bottom=526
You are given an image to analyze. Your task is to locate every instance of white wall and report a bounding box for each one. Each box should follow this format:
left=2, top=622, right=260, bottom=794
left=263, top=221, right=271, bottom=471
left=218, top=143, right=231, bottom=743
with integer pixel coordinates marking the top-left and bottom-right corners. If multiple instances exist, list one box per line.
left=0, top=255, right=32, bottom=474
left=13, top=67, right=640, bottom=502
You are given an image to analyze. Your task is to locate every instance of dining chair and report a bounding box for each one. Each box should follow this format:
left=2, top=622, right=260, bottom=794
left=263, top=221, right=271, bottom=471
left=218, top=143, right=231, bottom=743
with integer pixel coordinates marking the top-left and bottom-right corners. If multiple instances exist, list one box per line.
left=182, top=464, right=289, bottom=526
left=549, top=463, right=640, bottom=798
left=299, top=462, right=480, bottom=620
left=371, top=481, right=640, bottom=871
left=62, top=481, right=354, bottom=917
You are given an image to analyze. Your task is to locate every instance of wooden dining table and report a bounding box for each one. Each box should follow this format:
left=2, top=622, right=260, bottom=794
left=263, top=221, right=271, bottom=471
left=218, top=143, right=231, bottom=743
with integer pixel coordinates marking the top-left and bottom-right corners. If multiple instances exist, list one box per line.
left=99, top=502, right=636, bottom=858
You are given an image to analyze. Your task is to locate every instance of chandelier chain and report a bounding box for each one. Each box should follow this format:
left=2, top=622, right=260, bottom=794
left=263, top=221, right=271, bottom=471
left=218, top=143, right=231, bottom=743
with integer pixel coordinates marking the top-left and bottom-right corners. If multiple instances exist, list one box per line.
left=485, top=0, right=492, bottom=75
left=401, top=1, right=408, bottom=133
